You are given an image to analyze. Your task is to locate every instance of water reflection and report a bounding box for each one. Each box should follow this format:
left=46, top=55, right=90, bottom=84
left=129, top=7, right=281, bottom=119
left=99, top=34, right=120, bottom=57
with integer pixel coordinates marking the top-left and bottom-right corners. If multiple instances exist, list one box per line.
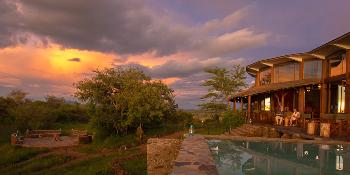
left=208, top=140, right=350, bottom=175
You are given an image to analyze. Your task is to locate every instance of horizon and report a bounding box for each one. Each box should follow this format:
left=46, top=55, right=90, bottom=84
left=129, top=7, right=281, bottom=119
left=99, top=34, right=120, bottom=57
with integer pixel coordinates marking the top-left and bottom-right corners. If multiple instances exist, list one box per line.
left=1, top=0, right=350, bottom=109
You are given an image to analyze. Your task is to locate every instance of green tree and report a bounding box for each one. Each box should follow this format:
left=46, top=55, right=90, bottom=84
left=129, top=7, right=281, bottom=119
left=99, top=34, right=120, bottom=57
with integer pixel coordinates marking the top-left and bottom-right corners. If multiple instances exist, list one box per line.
left=74, top=67, right=176, bottom=137
left=200, top=65, right=246, bottom=113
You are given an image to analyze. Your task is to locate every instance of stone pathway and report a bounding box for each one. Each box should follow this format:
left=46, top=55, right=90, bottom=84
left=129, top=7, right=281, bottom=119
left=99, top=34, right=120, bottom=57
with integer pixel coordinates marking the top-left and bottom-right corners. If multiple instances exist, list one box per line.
left=172, top=135, right=218, bottom=175
left=22, top=136, right=78, bottom=148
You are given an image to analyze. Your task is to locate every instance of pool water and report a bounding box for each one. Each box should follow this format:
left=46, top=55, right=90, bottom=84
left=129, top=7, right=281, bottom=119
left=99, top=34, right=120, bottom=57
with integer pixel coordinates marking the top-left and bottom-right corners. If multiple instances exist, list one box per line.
left=208, top=140, right=349, bottom=175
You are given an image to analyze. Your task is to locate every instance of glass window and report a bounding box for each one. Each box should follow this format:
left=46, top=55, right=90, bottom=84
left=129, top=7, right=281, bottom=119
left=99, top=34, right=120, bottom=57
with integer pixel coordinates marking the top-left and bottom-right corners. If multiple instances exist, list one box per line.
left=259, top=69, right=271, bottom=85
left=338, top=85, right=345, bottom=113
left=260, top=97, right=271, bottom=111
left=330, top=84, right=346, bottom=113
left=303, top=60, right=322, bottom=79
left=330, top=54, right=346, bottom=77
left=274, top=62, right=299, bottom=83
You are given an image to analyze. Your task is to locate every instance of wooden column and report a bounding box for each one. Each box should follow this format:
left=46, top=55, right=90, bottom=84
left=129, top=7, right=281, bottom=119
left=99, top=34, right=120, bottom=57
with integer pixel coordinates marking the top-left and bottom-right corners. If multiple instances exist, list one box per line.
left=298, top=87, right=305, bottom=113
left=320, top=59, right=329, bottom=114
left=299, top=60, right=304, bottom=80
left=255, top=71, right=260, bottom=87
left=271, top=65, right=275, bottom=83
left=345, top=50, right=350, bottom=113
left=270, top=92, right=274, bottom=112
left=247, top=95, right=251, bottom=119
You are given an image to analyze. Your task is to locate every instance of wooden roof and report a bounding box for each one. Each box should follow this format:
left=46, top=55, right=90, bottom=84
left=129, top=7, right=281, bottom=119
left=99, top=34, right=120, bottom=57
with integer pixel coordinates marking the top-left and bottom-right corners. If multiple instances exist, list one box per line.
left=246, top=32, right=350, bottom=76
left=230, top=79, right=321, bottom=98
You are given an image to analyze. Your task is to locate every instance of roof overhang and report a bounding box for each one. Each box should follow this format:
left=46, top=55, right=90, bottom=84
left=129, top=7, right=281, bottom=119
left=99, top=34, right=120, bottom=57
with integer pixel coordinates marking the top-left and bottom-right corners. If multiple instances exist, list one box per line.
left=230, top=79, right=321, bottom=99
left=309, top=32, right=350, bottom=58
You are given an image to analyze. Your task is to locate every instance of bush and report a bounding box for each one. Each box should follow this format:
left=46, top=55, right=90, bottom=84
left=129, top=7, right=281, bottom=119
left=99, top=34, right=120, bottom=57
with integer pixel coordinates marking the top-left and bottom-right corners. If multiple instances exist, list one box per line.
left=221, top=110, right=245, bottom=131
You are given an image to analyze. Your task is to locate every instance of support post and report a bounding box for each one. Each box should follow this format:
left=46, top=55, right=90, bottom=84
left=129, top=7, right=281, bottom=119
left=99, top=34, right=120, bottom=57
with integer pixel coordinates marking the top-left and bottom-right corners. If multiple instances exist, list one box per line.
left=248, top=95, right=251, bottom=119
left=320, top=59, right=329, bottom=114
left=255, top=71, right=260, bottom=87
left=298, top=87, right=305, bottom=113
left=345, top=50, right=350, bottom=113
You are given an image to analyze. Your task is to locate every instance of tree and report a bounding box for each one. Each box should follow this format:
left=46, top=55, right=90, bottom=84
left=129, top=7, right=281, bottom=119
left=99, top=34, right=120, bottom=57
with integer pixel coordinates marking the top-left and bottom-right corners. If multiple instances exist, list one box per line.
left=7, top=89, right=28, bottom=104
left=74, top=67, right=176, bottom=137
left=200, top=65, right=246, bottom=114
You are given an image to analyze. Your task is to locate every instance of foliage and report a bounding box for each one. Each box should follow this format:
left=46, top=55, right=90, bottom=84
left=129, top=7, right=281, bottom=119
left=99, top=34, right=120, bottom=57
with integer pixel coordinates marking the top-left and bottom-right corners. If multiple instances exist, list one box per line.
left=0, top=90, right=89, bottom=132
left=221, top=110, right=245, bottom=131
left=200, top=65, right=246, bottom=114
left=173, top=109, right=193, bottom=128
left=74, top=67, right=177, bottom=137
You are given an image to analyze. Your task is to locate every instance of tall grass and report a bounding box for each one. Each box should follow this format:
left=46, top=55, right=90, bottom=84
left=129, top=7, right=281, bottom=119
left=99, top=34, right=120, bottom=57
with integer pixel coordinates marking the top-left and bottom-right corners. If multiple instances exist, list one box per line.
left=2, top=154, right=73, bottom=175
left=121, top=155, right=147, bottom=175
left=0, top=144, right=49, bottom=170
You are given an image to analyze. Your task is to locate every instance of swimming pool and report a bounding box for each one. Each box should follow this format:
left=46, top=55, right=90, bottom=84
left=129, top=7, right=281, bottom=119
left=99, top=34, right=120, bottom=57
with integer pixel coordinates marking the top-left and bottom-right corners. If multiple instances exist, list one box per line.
left=208, top=140, right=348, bottom=175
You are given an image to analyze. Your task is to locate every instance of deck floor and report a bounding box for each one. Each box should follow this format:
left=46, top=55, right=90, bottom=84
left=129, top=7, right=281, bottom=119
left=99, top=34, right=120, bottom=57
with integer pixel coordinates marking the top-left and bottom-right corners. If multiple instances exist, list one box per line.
left=22, top=136, right=78, bottom=148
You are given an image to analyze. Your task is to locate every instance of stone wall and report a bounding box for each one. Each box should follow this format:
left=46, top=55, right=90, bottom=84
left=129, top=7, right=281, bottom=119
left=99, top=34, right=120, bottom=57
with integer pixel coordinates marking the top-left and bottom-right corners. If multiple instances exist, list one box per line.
left=147, top=138, right=181, bottom=175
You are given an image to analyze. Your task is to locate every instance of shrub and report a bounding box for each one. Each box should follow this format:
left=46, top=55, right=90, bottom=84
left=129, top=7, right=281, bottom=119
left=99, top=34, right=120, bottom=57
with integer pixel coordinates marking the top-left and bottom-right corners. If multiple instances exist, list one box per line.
left=221, top=110, right=245, bottom=131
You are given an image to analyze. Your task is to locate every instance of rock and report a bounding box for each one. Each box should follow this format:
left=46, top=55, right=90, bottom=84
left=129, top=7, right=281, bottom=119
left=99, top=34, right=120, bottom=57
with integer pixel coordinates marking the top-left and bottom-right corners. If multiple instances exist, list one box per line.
left=262, top=127, right=269, bottom=137
left=147, top=138, right=181, bottom=175
left=268, top=128, right=280, bottom=138
left=281, top=133, right=291, bottom=139
left=291, top=133, right=302, bottom=139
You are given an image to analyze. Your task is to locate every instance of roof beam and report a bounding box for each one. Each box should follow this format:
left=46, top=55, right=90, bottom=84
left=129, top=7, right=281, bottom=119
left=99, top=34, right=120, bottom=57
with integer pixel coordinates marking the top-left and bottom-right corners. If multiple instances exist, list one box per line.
left=260, top=62, right=273, bottom=67
left=333, top=43, right=350, bottom=50
left=249, top=67, right=259, bottom=72
left=288, top=56, right=302, bottom=62
left=310, top=53, right=325, bottom=59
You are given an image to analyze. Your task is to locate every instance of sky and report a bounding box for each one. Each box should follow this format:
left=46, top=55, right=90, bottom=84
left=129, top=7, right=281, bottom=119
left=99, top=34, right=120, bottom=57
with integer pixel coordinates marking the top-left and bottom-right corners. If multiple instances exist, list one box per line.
left=0, top=0, right=350, bottom=109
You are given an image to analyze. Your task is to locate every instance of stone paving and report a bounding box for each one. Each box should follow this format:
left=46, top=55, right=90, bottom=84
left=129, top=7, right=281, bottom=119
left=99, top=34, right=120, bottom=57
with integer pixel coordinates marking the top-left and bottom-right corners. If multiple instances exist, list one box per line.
left=22, top=136, right=78, bottom=148
left=172, top=135, right=218, bottom=175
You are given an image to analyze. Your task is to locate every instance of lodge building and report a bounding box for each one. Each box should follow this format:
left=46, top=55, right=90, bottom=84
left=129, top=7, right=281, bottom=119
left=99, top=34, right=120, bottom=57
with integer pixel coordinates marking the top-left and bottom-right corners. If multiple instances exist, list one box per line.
left=230, top=32, right=350, bottom=123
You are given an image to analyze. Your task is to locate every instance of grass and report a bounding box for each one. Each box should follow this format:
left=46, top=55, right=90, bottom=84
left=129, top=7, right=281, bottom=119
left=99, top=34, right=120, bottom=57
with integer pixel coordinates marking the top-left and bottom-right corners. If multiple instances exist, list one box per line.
left=2, top=154, right=73, bottom=175
left=76, top=134, right=138, bottom=154
left=0, top=144, right=49, bottom=169
left=37, top=147, right=143, bottom=175
left=195, top=121, right=227, bottom=135
left=121, top=154, right=147, bottom=175
left=39, top=155, right=115, bottom=175
left=0, top=122, right=183, bottom=174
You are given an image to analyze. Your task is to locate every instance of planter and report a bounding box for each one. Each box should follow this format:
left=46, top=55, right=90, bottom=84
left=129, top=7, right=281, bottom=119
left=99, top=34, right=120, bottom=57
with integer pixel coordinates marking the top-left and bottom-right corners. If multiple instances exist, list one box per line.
left=78, top=135, right=92, bottom=144
left=307, top=122, right=316, bottom=135
left=320, top=123, right=330, bottom=138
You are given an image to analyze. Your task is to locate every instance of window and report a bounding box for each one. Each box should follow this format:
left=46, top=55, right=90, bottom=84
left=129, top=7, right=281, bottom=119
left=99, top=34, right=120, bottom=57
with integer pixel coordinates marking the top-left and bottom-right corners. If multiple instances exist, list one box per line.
left=304, top=60, right=322, bottom=79
left=330, top=53, right=346, bottom=77
left=274, top=62, right=299, bottom=83
left=260, top=97, right=271, bottom=111
left=330, top=84, right=346, bottom=114
left=259, top=69, right=271, bottom=85
left=338, top=85, right=345, bottom=113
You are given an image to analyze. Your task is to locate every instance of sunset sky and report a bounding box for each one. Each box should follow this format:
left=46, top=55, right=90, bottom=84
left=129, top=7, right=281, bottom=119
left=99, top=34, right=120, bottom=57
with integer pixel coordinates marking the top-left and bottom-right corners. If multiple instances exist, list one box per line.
left=1, top=0, right=350, bottom=109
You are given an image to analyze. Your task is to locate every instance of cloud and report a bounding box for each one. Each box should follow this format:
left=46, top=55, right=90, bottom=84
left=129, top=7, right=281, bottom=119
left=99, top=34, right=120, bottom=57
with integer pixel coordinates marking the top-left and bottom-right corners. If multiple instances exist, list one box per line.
left=0, top=0, right=269, bottom=58
left=149, top=57, right=244, bottom=79
left=67, top=57, right=81, bottom=62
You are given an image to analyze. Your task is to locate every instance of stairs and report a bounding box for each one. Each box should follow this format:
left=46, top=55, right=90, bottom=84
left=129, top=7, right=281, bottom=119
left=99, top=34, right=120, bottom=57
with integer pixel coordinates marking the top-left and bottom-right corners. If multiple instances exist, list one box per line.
left=225, top=124, right=262, bottom=137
